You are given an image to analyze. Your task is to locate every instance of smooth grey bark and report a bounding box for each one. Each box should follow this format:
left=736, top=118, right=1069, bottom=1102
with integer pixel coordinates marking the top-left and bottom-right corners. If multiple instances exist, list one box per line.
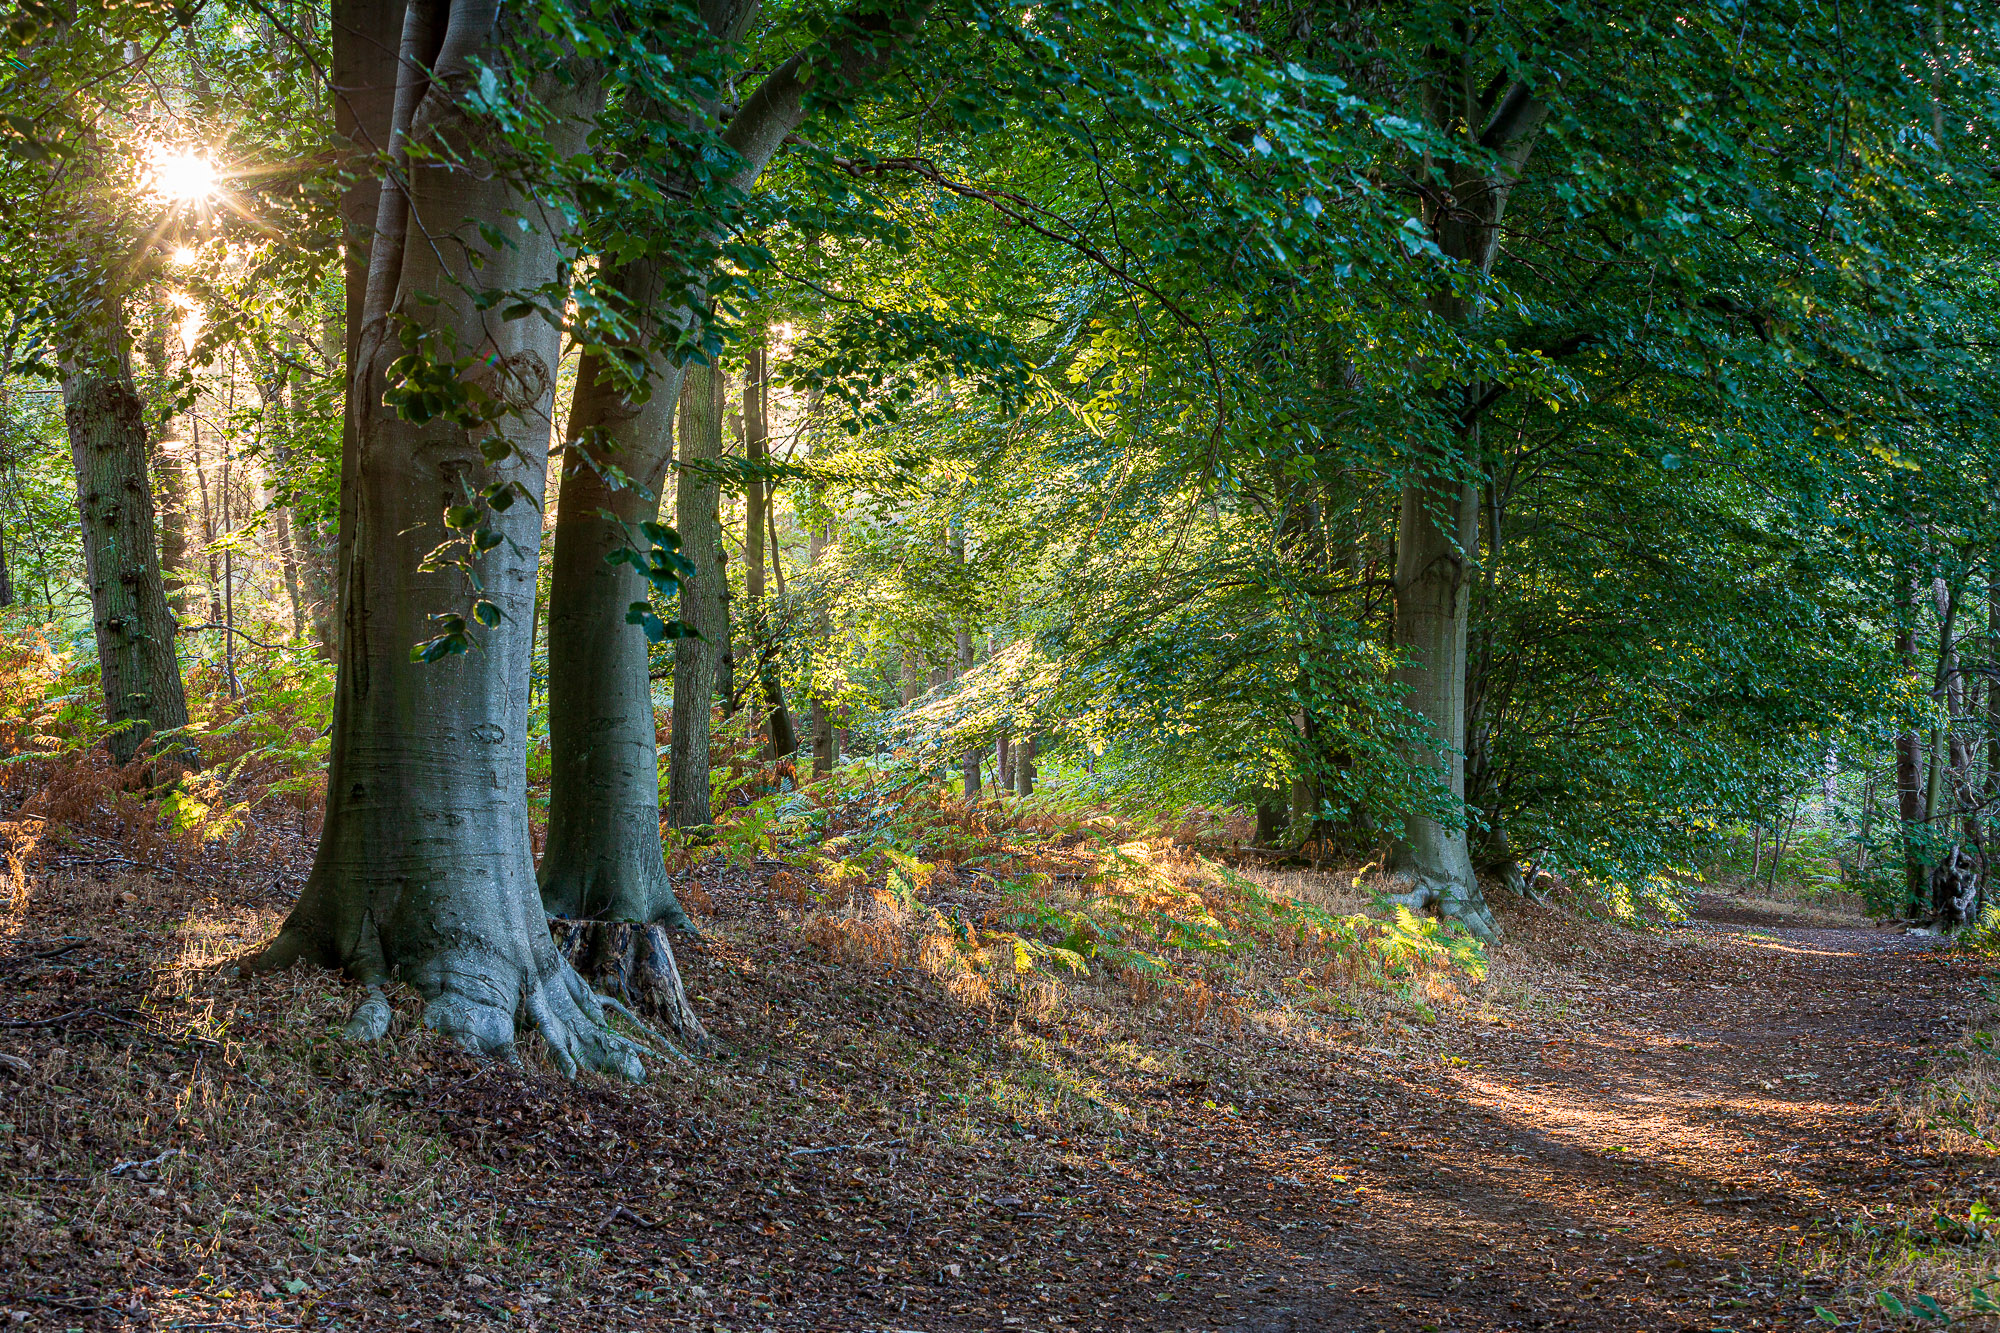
left=539, top=0, right=912, bottom=896
left=538, top=284, right=694, bottom=925
left=332, top=0, right=401, bottom=587
left=246, top=0, right=646, bottom=1078
left=1383, top=66, right=1545, bottom=945
left=61, top=301, right=191, bottom=767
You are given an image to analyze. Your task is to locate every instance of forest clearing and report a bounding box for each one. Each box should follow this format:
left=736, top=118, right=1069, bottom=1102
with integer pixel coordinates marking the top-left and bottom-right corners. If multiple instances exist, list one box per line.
left=7, top=0, right=2000, bottom=1329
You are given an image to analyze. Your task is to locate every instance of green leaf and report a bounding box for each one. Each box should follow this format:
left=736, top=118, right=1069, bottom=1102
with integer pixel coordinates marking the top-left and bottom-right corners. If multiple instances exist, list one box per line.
left=1876, top=1292, right=1907, bottom=1318
left=472, top=600, right=503, bottom=627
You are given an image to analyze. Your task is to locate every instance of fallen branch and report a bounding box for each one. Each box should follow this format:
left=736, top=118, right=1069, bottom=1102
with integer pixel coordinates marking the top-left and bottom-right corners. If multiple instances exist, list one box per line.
left=109, top=1147, right=182, bottom=1177
left=787, top=1137, right=903, bottom=1158
left=0, top=1007, right=103, bottom=1028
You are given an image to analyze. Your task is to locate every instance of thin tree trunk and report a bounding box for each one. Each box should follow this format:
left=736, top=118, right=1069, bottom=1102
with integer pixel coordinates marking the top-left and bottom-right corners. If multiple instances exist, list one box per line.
left=154, top=414, right=193, bottom=617
left=1014, top=732, right=1036, bottom=796
left=246, top=0, right=645, bottom=1078
left=1895, top=582, right=1928, bottom=910
left=1988, top=558, right=1999, bottom=849
left=61, top=297, right=190, bottom=767
left=742, top=342, right=796, bottom=759
left=952, top=520, right=978, bottom=797
left=667, top=362, right=727, bottom=829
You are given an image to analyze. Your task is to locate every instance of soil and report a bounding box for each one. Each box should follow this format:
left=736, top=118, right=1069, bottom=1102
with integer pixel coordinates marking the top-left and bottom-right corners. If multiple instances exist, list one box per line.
left=3, top=871, right=1991, bottom=1332
left=1195, top=894, right=1984, bottom=1332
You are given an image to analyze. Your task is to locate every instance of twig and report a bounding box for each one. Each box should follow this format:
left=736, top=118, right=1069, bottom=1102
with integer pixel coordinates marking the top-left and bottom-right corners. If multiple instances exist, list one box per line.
left=787, top=1136, right=903, bottom=1157
left=109, top=1147, right=182, bottom=1177
left=600, top=1204, right=657, bottom=1230
left=0, top=1006, right=104, bottom=1028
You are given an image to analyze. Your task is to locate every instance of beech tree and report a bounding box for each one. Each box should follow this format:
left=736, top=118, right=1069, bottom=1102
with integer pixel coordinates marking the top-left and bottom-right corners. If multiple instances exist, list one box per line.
left=244, top=1, right=650, bottom=1075
left=535, top=0, right=927, bottom=1028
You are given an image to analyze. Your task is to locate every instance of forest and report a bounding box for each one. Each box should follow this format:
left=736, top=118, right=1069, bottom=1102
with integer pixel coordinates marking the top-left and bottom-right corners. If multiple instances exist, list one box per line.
left=4, top=0, right=2000, bottom=1329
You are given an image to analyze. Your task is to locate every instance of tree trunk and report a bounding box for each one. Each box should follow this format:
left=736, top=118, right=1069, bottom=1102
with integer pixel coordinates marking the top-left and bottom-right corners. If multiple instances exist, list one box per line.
left=0, top=515, right=12, bottom=608
left=1385, top=474, right=1496, bottom=938
left=154, top=415, right=193, bottom=617
left=62, top=302, right=191, bottom=767
left=330, top=0, right=402, bottom=656
left=1014, top=732, right=1037, bottom=796
left=811, top=697, right=834, bottom=777
left=540, top=0, right=908, bottom=866
left=1895, top=607, right=1928, bottom=910
left=1381, top=65, right=1544, bottom=945
left=1989, top=560, right=1999, bottom=851
left=245, top=1, right=648, bottom=1078
left=534, top=254, right=704, bottom=1040
left=537, top=331, right=693, bottom=925
left=743, top=342, right=797, bottom=759
left=952, top=522, right=979, bottom=797
left=667, top=362, right=727, bottom=829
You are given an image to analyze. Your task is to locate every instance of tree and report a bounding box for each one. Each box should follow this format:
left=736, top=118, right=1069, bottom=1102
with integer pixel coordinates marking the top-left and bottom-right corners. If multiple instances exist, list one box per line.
left=62, top=299, right=191, bottom=767
left=245, top=1, right=649, bottom=1076
left=534, top=0, right=929, bottom=1024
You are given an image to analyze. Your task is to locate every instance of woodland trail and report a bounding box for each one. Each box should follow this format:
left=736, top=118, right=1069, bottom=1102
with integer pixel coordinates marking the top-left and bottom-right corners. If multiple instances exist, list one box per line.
left=4, top=876, right=1989, bottom=1333
left=1199, top=895, right=1981, bottom=1333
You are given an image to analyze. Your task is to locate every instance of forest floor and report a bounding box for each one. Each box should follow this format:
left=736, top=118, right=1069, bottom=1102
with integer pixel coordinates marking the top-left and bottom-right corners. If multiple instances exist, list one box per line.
left=4, top=844, right=1998, bottom=1332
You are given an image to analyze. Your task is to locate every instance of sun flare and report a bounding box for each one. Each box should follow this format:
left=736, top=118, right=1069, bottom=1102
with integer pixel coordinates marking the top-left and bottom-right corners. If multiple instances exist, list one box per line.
left=147, top=149, right=220, bottom=203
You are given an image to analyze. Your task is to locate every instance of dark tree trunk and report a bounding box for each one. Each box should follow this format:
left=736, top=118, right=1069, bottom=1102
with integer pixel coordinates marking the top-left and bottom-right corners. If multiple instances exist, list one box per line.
left=1014, top=732, right=1036, bottom=796
left=61, top=303, right=190, bottom=767
left=1253, top=788, right=1287, bottom=848
left=667, top=363, right=727, bottom=828
left=245, top=0, right=648, bottom=1077
left=742, top=341, right=796, bottom=758
left=811, top=697, right=834, bottom=777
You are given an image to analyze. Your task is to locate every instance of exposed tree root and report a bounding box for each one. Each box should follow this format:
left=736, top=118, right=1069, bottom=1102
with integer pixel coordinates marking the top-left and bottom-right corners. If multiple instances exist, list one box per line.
left=1385, top=870, right=1501, bottom=944
left=238, top=923, right=652, bottom=1081
left=549, top=917, right=712, bottom=1053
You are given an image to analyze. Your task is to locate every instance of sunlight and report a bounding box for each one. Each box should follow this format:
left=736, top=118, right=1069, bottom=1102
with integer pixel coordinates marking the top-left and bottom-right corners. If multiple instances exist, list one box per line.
left=166, top=289, right=204, bottom=352
left=147, top=147, right=220, bottom=203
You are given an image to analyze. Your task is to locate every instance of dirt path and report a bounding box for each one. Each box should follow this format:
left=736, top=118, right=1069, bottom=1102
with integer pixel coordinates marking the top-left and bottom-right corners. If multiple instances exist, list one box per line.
left=5, top=875, right=1988, bottom=1333
left=1165, top=895, right=1984, bottom=1332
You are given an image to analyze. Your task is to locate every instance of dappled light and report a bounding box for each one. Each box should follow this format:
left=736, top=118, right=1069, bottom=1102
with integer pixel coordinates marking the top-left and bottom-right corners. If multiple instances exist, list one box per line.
left=6, top=0, right=2000, bottom=1329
